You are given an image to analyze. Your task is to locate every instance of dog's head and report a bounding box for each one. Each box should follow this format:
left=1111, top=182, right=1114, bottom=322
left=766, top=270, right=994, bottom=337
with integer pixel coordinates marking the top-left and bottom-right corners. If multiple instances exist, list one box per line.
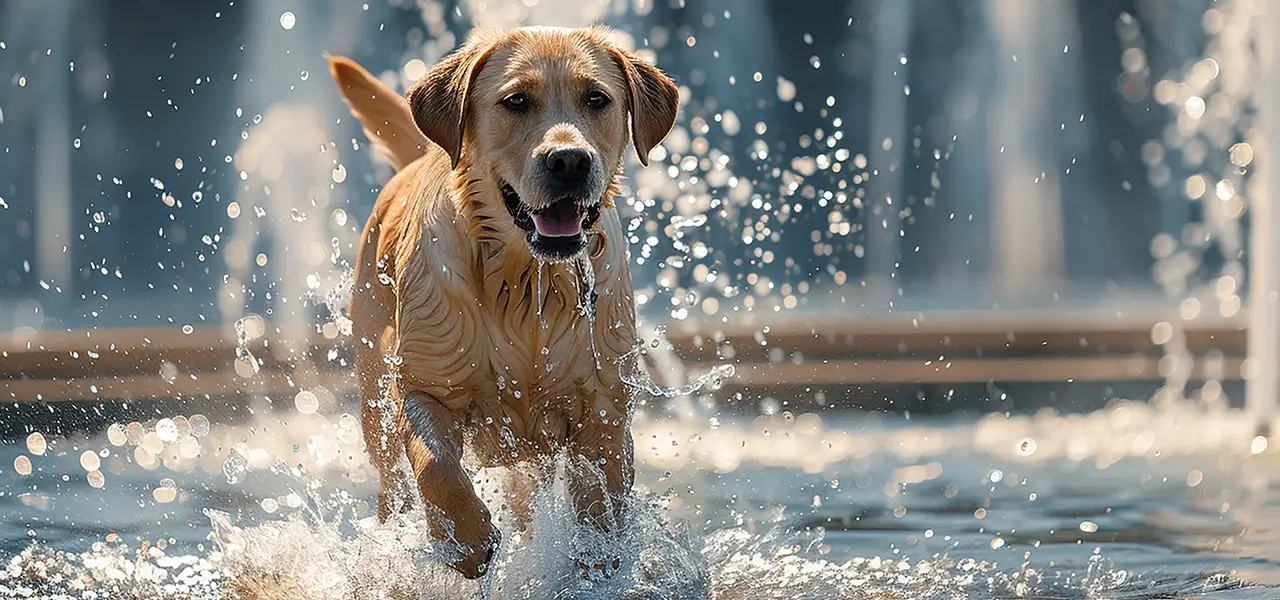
left=406, top=26, right=679, bottom=262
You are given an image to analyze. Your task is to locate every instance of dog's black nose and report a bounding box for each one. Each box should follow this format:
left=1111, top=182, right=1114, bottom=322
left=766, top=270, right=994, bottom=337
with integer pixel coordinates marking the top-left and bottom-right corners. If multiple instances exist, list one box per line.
left=545, top=148, right=592, bottom=183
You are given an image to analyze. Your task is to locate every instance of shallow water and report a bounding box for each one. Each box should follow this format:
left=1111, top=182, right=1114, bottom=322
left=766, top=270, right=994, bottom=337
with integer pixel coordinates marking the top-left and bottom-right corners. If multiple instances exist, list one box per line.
left=3, top=397, right=1280, bottom=599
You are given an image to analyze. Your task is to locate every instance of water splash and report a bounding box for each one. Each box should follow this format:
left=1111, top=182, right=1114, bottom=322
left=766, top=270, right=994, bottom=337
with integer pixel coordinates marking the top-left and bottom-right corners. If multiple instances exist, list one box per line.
left=232, top=314, right=265, bottom=379
left=376, top=354, right=404, bottom=454
left=535, top=259, right=549, bottom=330
left=222, top=447, right=249, bottom=485
left=3, top=500, right=1253, bottom=599
left=619, top=343, right=735, bottom=400
left=573, top=255, right=602, bottom=371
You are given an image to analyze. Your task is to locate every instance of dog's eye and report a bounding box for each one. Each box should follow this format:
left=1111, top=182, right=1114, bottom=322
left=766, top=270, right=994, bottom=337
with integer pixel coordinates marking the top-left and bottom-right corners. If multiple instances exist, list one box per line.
left=584, top=90, right=611, bottom=109
left=501, top=92, right=531, bottom=111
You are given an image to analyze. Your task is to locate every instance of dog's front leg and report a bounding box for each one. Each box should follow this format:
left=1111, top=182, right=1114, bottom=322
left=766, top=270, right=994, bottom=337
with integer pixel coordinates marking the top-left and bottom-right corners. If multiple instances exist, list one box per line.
left=566, top=411, right=634, bottom=532
left=566, top=410, right=633, bottom=577
left=401, top=391, right=497, bottom=579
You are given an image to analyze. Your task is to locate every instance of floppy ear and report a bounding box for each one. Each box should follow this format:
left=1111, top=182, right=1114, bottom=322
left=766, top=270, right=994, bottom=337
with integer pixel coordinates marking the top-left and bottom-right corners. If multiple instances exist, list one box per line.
left=608, top=48, right=680, bottom=167
left=406, top=42, right=497, bottom=169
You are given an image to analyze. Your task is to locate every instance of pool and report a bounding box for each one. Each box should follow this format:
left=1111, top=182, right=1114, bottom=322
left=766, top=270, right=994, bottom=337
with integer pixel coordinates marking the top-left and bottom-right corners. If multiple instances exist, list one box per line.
left=2, top=397, right=1277, bottom=599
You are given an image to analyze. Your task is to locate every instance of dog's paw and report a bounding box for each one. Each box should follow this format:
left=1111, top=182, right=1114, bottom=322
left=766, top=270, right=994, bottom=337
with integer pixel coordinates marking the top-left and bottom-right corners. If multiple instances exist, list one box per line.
left=577, top=554, right=623, bottom=580
left=454, top=543, right=496, bottom=579
left=451, top=526, right=500, bottom=580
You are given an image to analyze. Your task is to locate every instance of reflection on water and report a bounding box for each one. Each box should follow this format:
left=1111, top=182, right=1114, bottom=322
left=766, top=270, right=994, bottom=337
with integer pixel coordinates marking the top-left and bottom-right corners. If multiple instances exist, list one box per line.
left=3, top=400, right=1280, bottom=598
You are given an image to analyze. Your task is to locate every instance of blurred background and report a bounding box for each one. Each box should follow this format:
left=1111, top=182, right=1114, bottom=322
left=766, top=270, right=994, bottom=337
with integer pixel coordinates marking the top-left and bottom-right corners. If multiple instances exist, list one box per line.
left=0, top=0, right=1227, bottom=324
left=0, top=0, right=1260, bottom=413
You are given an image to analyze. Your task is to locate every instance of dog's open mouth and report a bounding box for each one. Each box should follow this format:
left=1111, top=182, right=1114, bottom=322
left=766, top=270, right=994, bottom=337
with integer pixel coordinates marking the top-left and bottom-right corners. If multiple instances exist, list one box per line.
left=532, top=198, right=585, bottom=237
left=501, top=183, right=601, bottom=262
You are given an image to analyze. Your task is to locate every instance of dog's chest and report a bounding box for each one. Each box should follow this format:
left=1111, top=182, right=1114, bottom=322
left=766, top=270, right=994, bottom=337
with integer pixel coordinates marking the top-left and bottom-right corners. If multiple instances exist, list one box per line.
left=477, top=259, right=611, bottom=397
left=393, top=211, right=637, bottom=414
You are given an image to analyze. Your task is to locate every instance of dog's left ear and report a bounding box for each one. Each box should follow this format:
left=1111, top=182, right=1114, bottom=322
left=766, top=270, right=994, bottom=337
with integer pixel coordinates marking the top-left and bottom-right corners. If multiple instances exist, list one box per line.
left=608, top=48, right=680, bottom=167
left=407, top=40, right=498, bottom=169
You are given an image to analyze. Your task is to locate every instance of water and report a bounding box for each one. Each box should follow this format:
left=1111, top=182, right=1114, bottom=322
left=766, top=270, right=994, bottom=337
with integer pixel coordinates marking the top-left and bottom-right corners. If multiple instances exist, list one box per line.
left=2, top=400, right=1278, bottom=598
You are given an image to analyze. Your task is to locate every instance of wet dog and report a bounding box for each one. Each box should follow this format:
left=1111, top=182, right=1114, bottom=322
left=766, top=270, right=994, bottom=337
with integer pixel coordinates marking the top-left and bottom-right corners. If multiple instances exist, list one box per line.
left=327, top=26, right=678, bottom=578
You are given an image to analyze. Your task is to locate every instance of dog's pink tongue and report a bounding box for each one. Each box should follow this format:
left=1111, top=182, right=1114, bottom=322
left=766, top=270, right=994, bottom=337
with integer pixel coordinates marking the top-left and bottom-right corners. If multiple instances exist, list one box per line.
left=532, top=201, right=583, bottom=237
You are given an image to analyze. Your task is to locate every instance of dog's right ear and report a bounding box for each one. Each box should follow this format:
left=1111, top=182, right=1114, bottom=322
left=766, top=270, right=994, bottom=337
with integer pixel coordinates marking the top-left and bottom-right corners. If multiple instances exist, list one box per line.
left=406, top=41, right=497, bottom=170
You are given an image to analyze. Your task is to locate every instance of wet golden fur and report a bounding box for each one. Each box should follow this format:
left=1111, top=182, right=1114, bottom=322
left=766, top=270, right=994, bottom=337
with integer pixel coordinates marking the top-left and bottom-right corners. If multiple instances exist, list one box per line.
left=326, top=26, right=678, bottom=579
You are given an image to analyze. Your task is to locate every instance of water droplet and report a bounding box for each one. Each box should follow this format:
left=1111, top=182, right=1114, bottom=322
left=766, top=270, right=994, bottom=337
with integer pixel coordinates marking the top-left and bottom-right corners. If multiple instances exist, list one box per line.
left=234, top=355, right=258, bottom=378
left=174, top=158, right=184, bottom=170
left=13, top=455, right=32, bottom=476
left=156, top=418, right=179, bottom=442
left=153, top=486, right=177, bottom=503
left=222, top=448, right=248, bottom=484
left=295, top=390, right=319, bottom=414
left=279, top=11, right=296, bottom=30
left=182, top=324, right=194, bottom=335
left=79, top=450, right=100, bottom=472
left=189, top=414, right=211, bottom=437
left=107, top=424, right=127, bottom=446
left=227, top=202, right=241, bottom=218
left=26, top=433, right=46, bottom=456
left=300, top=70, right=309, bottom=81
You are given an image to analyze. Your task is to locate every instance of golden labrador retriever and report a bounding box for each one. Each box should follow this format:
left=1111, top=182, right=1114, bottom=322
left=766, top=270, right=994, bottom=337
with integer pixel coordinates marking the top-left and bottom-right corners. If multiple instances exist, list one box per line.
left=327, top=26, right=678, bottom=578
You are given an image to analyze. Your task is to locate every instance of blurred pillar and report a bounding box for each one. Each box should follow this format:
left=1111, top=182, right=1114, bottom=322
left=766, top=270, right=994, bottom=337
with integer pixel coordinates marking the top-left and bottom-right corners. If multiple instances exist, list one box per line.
left=223, top=1, right=356, bottom=361
left=1247, top=0, right=1280, bottom=435
left=1142, top=0, right=1204, bottom=241
left=933, top=2, right=994, bottom=295
left=33, top=0, right=73, bottom=299
left=865, top=0, right=914, bottom=300
left=985, top=0, right=1067, bottom=296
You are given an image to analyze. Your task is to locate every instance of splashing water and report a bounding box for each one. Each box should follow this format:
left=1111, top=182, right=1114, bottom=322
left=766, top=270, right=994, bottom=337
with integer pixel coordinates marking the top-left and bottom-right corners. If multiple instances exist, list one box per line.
left=376, top=354, right=405, bottom=454
left=6, top=401, right=1279, bottom=598
left=573, top=255, right=602, bottom=371
left=202, top=458, right=717, bottom=600
left=620, top=343, right=736, bottom=401
left=1, top=485, right=1252, bottom=599
left=232, top=314, right=265, bottom=379
left=536, top=260, right=550, bottom=330
left=222, top=447, right=249, bottom=485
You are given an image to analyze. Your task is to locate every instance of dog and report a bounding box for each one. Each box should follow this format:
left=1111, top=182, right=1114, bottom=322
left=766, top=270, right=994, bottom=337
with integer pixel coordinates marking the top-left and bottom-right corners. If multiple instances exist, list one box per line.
left=327, top=26, right=679, bottom=579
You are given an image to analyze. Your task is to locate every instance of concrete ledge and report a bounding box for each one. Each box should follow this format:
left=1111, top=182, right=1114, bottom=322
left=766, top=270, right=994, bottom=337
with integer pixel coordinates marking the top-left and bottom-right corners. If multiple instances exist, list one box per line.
left=0, top=309, right=1249, bottom=402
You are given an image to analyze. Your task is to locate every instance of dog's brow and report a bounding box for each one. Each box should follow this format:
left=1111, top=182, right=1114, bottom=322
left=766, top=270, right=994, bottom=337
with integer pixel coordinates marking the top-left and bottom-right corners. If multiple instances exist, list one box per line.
left=576, top=74, right=616, bottom=92
left=497, top=73, right=543, bottom=96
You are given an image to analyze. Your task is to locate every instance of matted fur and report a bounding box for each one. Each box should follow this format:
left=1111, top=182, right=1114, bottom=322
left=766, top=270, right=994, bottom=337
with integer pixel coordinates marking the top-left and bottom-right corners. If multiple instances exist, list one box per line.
left=328, top=26, right=678, bottom=579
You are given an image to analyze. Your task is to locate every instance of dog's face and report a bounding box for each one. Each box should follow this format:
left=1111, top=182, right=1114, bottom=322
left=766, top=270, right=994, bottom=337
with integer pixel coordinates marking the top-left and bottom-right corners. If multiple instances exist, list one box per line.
left=407, top=27, right=679, bottom=262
